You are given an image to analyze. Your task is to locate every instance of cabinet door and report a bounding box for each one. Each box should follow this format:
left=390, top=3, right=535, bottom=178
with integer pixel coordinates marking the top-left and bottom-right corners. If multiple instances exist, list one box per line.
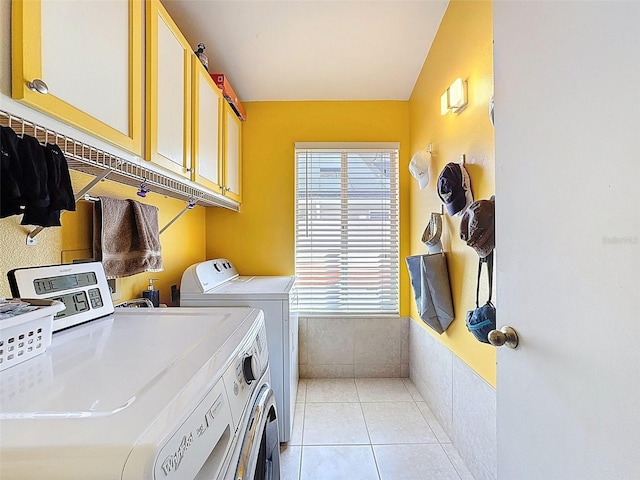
left=223, top=102, right=242, bottom=203
left=11, top=0, right=143, bottom=155
left=146, top=0, right=191, bottom=178
left=191, top=57, right=223, bottom=194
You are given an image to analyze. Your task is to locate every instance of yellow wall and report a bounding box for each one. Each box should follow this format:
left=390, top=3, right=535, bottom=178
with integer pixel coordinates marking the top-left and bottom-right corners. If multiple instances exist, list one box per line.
left=207, top=101, right=413, bottom=315
left=0, top=171, right=207, bottom=306
left=408, top=0, right=496, bottom=385
left=0, top=0, right=495, bottom=384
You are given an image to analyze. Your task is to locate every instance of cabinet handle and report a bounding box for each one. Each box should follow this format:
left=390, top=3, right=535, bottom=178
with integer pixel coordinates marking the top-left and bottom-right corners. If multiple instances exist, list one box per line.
left=27, top=78, right=49, bottom=95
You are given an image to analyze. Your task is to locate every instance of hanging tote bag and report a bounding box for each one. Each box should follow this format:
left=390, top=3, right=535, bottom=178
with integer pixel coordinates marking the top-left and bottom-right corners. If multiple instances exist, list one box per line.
left=465, top=252, right=496, bottom=343
left=421, top=211, right=444, bottom=254
left=405, top=252, right=455, bottom=334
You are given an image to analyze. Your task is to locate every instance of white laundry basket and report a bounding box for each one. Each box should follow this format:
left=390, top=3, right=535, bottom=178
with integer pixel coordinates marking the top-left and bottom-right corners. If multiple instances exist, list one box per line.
left=0, top=299, right=65, bottom=372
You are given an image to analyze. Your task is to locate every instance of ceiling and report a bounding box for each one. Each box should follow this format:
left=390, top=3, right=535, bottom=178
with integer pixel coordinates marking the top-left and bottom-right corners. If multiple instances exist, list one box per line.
left=160, top=0, right=449, bottom=102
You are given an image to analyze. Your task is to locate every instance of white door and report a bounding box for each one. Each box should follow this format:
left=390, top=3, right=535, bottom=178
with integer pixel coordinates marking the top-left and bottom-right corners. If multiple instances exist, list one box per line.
left=494, top=2, right=640, bottom=479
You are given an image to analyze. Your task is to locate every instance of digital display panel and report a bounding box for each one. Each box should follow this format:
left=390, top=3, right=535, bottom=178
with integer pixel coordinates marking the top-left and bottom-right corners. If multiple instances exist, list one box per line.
left=51, top=291, right=91, bottom=318
left=33, top=272, right=97, bottom=295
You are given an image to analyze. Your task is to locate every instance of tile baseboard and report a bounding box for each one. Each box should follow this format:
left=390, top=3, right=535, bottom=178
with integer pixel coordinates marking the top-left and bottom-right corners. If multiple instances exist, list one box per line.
left=409, top=320, right=497, bottom=480
left=299, top=316, right=408, bottom=379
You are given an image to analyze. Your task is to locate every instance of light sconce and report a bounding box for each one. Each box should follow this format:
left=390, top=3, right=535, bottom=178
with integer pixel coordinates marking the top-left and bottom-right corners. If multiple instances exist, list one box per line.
left=440, top=78, right=468, bottom=115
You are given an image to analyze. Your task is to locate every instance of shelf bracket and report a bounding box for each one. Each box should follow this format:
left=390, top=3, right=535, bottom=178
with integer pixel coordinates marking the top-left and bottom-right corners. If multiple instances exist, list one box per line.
left=159, top=198, right=198, bottom=235
left=26, top=168, right=113, bottom=246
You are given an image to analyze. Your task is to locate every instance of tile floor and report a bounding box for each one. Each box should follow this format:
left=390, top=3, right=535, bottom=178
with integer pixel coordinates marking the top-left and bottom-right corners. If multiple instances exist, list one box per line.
left=280, top=378, right=476, bottom=480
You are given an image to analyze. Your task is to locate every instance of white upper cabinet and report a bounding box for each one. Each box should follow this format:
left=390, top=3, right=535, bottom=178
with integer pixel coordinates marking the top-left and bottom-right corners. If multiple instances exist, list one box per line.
left=12, top=0, right=242, bottom=206
left=146, top=0, right=192, bottom=179
left=223, top=102, right=242, bottom=203
left=191, top=57, right=223, bottom=195
left=11, top=0, right=143, bottom=155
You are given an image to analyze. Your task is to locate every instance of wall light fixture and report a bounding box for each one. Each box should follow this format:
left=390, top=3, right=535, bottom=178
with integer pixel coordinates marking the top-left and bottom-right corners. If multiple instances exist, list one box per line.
left=440, top=78, right=468, bottom=115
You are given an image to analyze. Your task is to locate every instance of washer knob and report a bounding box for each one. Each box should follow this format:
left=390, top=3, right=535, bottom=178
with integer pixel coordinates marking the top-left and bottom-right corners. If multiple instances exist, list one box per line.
left=242, top=355, right=258, bottom=384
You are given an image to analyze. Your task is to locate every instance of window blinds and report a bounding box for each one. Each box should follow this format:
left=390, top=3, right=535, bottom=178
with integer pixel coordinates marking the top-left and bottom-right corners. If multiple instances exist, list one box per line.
left=294, top=144, right=399, bottom=315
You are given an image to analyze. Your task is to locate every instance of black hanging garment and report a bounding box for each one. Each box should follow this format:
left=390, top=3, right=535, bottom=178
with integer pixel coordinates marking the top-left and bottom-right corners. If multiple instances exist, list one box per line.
left=0, top=126, right=24, bottom=218
left=45, top=144, right=75, bottom=212
left=17, top=133, right=50, bottom=212
left=21, top=143, right=76, bottom=226
left=1, top=124, right=76, bottom=226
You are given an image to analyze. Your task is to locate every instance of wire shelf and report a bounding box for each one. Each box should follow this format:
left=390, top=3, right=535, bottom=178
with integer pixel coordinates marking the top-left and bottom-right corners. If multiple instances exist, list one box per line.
left=0, top=110, right=239, bottom=211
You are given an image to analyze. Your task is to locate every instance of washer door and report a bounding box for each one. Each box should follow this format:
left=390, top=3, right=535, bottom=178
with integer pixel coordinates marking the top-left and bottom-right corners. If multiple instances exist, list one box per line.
left=235, top=385, right=280, bottom=480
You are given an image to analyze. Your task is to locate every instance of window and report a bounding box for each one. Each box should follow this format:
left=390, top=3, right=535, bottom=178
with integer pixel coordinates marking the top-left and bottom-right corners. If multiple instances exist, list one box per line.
left=294, top=143, right=399, bottom=315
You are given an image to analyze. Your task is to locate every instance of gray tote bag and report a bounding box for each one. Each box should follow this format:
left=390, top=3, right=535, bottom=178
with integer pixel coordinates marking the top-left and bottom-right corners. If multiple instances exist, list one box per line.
left=405, top=253, right=455, bottom=334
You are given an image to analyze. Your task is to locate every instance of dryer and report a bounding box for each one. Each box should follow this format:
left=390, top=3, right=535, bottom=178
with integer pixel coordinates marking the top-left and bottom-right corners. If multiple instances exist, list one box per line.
left=181, top=259, right=297, bottom=443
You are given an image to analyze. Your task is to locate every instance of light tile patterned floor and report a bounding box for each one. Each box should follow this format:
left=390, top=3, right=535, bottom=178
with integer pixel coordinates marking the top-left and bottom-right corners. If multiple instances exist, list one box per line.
left=280, top=378, right=476, bottom=480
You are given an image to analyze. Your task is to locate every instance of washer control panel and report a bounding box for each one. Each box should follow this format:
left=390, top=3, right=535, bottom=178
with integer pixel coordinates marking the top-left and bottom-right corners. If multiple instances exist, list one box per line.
left=222, top=320, right=269, bottom=426
left=180, top=259, right=239, bottom=294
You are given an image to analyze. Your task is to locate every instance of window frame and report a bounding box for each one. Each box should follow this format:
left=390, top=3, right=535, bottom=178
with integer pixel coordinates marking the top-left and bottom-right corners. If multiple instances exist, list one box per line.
left=294, top=142, right=400, bottom=316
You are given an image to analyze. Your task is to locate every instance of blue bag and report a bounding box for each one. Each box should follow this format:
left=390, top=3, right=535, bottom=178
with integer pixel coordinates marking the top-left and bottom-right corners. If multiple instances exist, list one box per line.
left=465, top=252, right=496, bottom=343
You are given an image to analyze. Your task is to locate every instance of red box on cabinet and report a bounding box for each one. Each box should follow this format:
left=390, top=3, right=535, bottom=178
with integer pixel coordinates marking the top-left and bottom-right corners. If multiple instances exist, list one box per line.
left=210, top=73, right=246, bottom=121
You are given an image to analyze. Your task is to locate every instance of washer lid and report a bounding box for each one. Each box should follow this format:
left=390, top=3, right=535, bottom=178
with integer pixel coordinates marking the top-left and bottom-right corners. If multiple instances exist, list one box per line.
left=0, top=307, right=263, bottom=479
left=205, top=275, right=295, bottom=296
left=181, top=276, right=296, bottom=305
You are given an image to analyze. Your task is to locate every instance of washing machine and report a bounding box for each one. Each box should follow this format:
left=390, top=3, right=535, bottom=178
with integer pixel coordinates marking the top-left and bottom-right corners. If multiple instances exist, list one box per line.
left=3, top=262, right=279, bottom=479
left=181, top=259, right=297, bottom=443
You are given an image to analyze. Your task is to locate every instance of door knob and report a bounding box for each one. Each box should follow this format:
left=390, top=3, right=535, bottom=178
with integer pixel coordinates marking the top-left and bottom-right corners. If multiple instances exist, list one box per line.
left=27, top=78, right=49, bottom=94
left=488, top=326, right=519, bottom=349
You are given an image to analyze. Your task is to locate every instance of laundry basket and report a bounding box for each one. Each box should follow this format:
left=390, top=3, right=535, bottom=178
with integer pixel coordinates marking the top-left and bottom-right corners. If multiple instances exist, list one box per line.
left=0, top=299, right=65, bottom=372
